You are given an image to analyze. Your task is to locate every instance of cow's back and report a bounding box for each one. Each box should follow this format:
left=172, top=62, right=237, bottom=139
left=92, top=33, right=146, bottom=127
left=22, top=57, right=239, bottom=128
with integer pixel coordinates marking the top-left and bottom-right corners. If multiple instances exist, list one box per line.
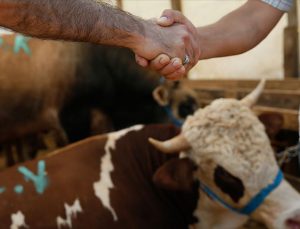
left=0, top=124, right=198, bottom=228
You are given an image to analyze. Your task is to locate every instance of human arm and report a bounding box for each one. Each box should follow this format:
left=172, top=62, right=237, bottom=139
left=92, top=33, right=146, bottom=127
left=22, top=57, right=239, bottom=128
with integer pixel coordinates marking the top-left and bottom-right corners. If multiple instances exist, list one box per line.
left=0, top=0, right=193, bottom=73
left=196, top=0, right=285, bottom=59
left=146, top=0, right=285, bottom=78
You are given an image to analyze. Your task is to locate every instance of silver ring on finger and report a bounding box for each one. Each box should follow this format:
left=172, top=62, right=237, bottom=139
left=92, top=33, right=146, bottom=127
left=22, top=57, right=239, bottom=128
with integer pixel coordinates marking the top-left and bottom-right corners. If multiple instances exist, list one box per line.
left=182, top=54, right=190, bottom=65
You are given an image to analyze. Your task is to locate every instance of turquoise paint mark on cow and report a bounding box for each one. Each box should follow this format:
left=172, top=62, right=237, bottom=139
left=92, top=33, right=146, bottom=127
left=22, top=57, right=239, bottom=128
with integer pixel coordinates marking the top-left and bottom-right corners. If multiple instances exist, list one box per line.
left=0, top=187, right=5, bottom=194
left=14, top=185, right=24, bottom=194
left=18, top=160, right=48, bottom=194
left=14, top=35, right=31, bottom=55
left=0, top=37, right=4, bottom=47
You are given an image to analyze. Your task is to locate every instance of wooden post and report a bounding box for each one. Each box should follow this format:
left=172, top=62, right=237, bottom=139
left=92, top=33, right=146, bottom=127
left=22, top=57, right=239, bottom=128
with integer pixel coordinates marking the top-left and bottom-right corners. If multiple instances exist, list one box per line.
left=116, top=0, right=123, bottom=9
left=284, top=1, right=299, bottom=78
left=298, top=0, right=300, bottom=77
left=171, top=0, right=182, bottom=12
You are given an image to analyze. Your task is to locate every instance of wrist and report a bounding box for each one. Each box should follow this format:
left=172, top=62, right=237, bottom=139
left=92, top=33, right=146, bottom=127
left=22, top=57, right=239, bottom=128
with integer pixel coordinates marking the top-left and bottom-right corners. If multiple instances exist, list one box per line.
left=197, top=26, right=217, bottom=60
left=197, top=27, right=208, bottom=60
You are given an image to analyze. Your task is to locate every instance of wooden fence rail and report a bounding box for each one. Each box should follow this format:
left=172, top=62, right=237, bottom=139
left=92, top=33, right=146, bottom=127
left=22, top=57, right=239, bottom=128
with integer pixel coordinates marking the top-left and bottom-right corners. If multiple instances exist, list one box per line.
left=182, top=79, right=300, bottom=131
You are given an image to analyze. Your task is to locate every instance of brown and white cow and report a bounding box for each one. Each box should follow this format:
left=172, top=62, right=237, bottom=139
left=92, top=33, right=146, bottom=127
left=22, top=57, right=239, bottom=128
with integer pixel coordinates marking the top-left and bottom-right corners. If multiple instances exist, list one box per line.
left=2, top=81, right=297, bottom=228
left=150, top=80, right=300, bottom=229
left=0, top=124, right=199, bottom=229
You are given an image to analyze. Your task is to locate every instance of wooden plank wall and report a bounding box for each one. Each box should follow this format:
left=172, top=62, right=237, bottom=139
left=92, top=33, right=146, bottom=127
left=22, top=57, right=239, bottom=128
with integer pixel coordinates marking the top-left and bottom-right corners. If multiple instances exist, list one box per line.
left=116, top=0, right=123, bottom=9
left=182, top=79, right=300, bottom=131
left=117, top=0, right=182, bottom=11
left=284, top=1, right=299, bottom=78
left=171, top=0, right=182, bottom=11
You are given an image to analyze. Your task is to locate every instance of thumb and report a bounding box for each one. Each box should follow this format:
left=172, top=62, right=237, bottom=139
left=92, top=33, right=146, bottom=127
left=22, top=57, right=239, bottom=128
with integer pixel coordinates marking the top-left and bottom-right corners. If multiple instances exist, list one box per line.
left=157, top=16, right=174, bottom=27
left=159, top=9, right=187, bottom=25
left=135, top=54, right=149, bottom=67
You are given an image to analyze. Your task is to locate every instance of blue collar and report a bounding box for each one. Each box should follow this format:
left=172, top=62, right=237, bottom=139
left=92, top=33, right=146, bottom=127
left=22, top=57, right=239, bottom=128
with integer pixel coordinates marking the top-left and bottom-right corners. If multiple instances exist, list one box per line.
left=199, top=169, right=283, bottom=215
left=163, top=105, right=183, bottom=128
left=158, top=77, right=183, bottom=127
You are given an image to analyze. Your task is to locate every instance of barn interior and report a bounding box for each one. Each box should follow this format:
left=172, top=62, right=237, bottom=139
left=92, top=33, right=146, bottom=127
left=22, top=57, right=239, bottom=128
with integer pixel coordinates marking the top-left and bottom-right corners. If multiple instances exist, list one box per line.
left=0, top=0, right=299, bottom=229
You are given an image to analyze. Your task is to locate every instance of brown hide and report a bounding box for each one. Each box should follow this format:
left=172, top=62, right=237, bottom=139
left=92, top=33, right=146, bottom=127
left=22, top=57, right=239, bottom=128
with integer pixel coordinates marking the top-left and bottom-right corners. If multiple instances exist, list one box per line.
left=0, top=34, right=199, bottom=170
left=0, top=124, right=198, bottom=228
left=0, top=35, right=78, bottom=142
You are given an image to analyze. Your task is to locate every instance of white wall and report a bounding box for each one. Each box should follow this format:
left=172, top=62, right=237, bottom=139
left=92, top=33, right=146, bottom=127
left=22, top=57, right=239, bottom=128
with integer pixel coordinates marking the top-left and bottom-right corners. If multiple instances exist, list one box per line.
left=122, top=0, right=171, bottom=18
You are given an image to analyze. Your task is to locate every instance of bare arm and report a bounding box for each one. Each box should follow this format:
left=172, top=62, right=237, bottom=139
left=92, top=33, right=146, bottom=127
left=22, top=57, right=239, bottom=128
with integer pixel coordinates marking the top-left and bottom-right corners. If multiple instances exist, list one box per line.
left=198, top=0, right=284, bottom=59
left=0, top=0, right=144, bottom=46
left=144, top=0, right=285, bottom=79
left=0, top=0, right=194, bottom=66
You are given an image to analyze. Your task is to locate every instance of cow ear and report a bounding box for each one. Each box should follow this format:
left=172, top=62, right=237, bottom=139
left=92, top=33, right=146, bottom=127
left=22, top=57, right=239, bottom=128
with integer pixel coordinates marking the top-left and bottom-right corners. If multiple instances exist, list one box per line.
left=153, top=158, right=197, bottom=191
left=153, top=85, right=169, bottom=106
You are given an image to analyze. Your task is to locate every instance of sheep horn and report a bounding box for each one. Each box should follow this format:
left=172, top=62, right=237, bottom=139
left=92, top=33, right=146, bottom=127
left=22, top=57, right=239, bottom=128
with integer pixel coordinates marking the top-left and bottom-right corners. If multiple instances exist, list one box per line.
left=240, top=79, right=266, bottom=107
left=149, top=134, right=191, bottom=154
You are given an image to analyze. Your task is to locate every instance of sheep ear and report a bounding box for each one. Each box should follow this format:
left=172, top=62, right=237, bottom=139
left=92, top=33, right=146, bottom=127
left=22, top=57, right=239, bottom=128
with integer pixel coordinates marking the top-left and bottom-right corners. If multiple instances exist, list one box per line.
left=153, top=85, right=169, bottom=106
left=153, top=158, right=197, bottom=191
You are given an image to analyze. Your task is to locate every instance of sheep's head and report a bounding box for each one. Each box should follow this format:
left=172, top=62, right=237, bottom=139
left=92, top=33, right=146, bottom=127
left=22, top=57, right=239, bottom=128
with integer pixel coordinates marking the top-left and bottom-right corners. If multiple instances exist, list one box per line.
left=150, top=80, right=300, bottom=229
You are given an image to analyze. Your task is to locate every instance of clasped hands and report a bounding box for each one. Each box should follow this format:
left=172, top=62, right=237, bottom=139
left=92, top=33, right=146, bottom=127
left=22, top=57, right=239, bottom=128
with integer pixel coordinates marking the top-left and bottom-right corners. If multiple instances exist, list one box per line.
left=134, top=10, right=201, bottom=80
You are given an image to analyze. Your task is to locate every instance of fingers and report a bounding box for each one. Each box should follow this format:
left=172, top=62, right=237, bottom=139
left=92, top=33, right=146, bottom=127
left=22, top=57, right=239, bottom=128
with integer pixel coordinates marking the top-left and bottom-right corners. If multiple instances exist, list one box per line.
left=147, top=55, right=186, bottom=80
left=157, top=16, right=173, bottom=27
left=135, top=11, right=200, bottom=77
left=149, top=54, right=170, bottom=70
left=156, top=9, right=201, bottom=71
left=154, top=57, right=186, bottom=80
left=135, top=54, right=149, bottom=67
left=164, top=66, right=185, bottom=80
left=159, top=57, right=183, bottom=76
left=158, top=9, right=188, bottom=26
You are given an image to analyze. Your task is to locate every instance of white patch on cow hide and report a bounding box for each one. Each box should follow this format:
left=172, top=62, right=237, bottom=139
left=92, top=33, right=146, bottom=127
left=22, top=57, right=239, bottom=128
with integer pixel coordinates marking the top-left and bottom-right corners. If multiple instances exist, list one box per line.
left=56, top=198, right=83, bottom=229
left=93, top=125, right=144, bottom=221
left=0, top=28, right=13, bottom=35
left=10, top=211, right=28, bottom=229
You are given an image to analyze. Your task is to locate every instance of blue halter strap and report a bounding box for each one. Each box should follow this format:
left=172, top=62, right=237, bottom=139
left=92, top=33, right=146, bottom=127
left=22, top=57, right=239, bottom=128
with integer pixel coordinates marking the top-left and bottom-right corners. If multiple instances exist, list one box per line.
left=159, top=77, right=183, bottom=128
left=163, top=105, right=183, bottom=128
left=199, top=169, right=283, bottom=215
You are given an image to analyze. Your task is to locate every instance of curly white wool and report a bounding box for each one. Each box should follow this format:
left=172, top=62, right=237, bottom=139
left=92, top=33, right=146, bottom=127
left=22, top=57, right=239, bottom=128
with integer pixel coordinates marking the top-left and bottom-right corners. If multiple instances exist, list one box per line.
left=182, top=98, right=278, bottom=194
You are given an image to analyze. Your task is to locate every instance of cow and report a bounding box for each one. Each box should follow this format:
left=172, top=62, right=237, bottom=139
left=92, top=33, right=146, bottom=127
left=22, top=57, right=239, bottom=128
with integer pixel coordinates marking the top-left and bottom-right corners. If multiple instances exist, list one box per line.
left=149, top=80, right=300, bottom=229
left=0, top=124, right=199, bottom=229
left=58, top=44, right=199, bottom=142
left=0, top=34, right=199, bottom=167
left=2, top=81, right=298, bottom=228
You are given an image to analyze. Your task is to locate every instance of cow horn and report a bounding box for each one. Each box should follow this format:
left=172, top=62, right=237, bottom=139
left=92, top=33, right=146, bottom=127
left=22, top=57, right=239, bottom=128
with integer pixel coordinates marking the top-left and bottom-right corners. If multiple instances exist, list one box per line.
left=240, top=79, right=266, bottom=107
left=149, top=134, right=191, bottom=153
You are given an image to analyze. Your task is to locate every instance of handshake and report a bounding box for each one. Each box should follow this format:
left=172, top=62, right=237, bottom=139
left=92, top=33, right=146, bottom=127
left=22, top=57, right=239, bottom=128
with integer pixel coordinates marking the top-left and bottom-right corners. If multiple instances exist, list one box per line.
left=133, top=10, right=201, bottom=80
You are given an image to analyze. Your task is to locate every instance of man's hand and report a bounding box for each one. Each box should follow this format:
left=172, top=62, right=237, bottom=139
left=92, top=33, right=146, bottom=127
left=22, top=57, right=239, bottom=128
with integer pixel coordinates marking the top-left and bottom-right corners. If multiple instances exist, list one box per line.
left=135, top=10, right=201, bottom=80
left=133, top=18, right=194, bottom=78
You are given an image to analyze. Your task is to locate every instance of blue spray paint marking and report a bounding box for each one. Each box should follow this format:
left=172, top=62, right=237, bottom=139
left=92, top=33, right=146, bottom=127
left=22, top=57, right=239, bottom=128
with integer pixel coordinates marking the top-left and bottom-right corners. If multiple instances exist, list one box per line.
left=14, top=185, right=24, bottom=194
left=18, top=160, right=48, bottom=194
left=0, top=187, right=5, bottom=194
left=0, top=37, right=3, bottom=47
left=14, top=35, right=31, bottom=55
left=0, top=37, right=9, bottom=51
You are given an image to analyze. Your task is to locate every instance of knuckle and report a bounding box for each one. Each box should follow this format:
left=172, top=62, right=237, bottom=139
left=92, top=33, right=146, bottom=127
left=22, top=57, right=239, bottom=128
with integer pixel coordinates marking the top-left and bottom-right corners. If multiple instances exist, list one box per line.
left=162, top=9, right=172, bottom=16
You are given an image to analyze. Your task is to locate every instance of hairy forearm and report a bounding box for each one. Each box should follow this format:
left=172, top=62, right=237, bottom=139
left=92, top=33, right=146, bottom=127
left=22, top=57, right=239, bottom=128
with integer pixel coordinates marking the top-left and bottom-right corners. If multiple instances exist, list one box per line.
left=198, top=0, right=284, bottom=60
left=0, top=0, right=145, bottom=48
